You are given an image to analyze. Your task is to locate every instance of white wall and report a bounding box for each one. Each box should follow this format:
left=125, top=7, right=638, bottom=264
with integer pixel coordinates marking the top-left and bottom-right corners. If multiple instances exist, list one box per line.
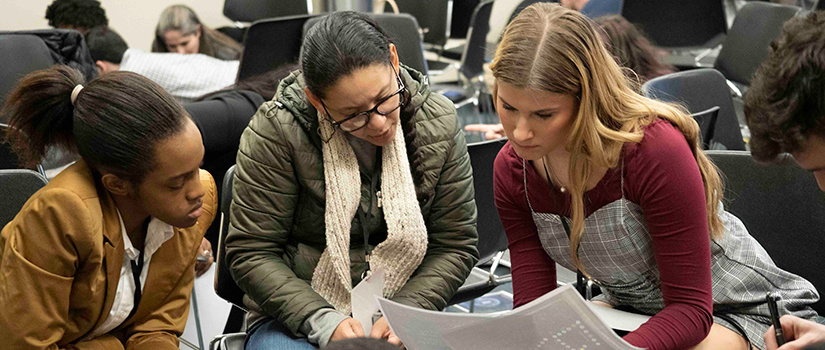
left=0, top=0, right=235, bottom=51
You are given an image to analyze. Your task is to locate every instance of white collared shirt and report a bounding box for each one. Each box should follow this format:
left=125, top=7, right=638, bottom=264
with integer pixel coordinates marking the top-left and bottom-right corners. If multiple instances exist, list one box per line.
left=86, top=211, right=175, bottom=339
left=120, top=48, right=239, bottom=103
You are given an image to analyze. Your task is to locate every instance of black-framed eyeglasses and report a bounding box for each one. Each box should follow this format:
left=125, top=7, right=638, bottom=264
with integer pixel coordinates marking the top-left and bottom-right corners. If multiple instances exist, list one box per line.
left=319, top=66, right=406, bottom=139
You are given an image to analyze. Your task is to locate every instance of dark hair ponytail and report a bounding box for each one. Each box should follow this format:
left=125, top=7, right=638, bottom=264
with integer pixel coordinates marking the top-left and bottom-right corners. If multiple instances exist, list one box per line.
left=3, top=65, right=187, bottom=183
left=301, top=11, right=394, bottom=98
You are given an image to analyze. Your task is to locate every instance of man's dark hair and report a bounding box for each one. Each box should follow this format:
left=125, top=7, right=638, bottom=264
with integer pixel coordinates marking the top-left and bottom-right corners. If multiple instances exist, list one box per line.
left=45, top=0, right=108, bottom=31
left=85, top=26, right=128, bottom=64
left=745, top=12, right=825, bottom=162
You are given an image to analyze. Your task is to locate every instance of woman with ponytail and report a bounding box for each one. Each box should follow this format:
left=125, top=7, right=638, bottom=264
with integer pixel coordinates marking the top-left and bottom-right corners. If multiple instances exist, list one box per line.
left=0, top=65, right=218, bottom=349
left=225, top=11, right=478, bottom=349
left=493, top=4, right=819, bottom=350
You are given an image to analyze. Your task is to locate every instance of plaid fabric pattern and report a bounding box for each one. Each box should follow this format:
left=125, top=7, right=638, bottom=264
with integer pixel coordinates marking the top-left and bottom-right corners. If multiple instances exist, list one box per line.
left=523, top=160, right=819, bottom=349
left=120, top=48, right=239, bottom=103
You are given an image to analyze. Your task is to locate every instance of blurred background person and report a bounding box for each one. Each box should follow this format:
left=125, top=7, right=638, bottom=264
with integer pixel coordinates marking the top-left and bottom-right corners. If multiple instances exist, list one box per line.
left=45, top=0, right=108, bottom=35
left=87, top=26, right=238, bottom=103
left=592, top=15, right=676, bottom=84
left=151, top=4, right=241, bottom=60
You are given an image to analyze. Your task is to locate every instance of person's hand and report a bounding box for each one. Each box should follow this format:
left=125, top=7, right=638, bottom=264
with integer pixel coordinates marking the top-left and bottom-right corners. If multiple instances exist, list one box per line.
left=764, top=315, right=825, bottom=350
left=331, top=318, right=365, bottom=342
left=464, top=124, right=505, bottom=140
left=369, top=316, right=402, bottom=346
left=195, top=238, right=213, bottom=277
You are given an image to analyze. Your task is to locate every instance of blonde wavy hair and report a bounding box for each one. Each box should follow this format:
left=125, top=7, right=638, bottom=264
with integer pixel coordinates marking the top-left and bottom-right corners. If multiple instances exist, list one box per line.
left=491, top=3, right=724, bottom=273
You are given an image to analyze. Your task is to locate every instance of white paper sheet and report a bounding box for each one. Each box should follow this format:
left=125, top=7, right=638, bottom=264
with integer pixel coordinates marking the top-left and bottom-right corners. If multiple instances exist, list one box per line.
left=351, top=269, right=384, bottom=335
left=377, top=285, right=645, bottom=350
left=181, top=264, right=233, bottom=349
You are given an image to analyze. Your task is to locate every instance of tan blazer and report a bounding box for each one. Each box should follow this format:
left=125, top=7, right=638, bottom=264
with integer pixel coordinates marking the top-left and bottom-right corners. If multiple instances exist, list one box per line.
left=0, top=160, right=218, bottom=350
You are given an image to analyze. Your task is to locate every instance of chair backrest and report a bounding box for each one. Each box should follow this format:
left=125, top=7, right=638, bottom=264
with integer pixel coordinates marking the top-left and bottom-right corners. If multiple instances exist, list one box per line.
left=389, top=0, right=452, bottom=48
left=689, top=106, right=720, bottom=150
left=450, top=0, right=480, bottom=39
left=641, top=68, right=745, bottom=151
left=237, top=14, right=318, bottom=82
left=707, top=150, right=825, bottom=314
left=0, top=34, right=55, bottom=113
left=713, top=2, right=800, bottom=86
left=467, top=139, right=509, bottom=263
left=215, top=165, right=247, bottom=309
left=303, top=13, right=428, bottom=76
left=458, top=0, right=495, bottom=81
left=223, top=0, right=310, bottom=23
left=0, top=169, right=48, bottom=229
left=620, top=0, right=727, bottom=48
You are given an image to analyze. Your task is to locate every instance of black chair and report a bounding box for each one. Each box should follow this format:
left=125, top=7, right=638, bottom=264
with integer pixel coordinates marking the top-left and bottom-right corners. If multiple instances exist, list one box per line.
left=441, top=0, right=482, bottom=61
left=209, top=165, right=248, bottom=350
left=223, top=0, right=311, bottom=23
left=449, top=0, right=480, bottom=39
left=620, top=0, right=727, bottom=50
left=689, top=106, right=720, bottom=150
left=707, top=150, right=825, bottom=315
left=0, top=169, right=48, bottom=229
left=303, top=13, right=429, bottom=76
left=215, top=165, right=246, bottom=310
left=0, top=34, right=55, bottom=112
left=237, top=14, right=318, bottom=82
left=447, top=138, right=511, bottom=309
left=387, top=0, right=453, bottom=72
left=388, top=0, right=451, bottom=48
left=434, top=0, right=496, bottom=114
left=641, top=68, right=746, bottom=151
left=713, top=2, right=800, bottom=88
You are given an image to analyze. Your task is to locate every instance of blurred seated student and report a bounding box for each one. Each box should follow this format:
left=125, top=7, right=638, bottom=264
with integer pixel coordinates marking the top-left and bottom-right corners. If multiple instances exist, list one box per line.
left=592, top=15, right=675, bottom=83
left=744, top=11, right=825, bottom=350
left=86, top=26, right=238, bottom=103
left=466, top=13, right=675, bottom=140
left=492, top=4, right=819, bottom=350
left=45, top=0, right=108, bottom=35
left=183, top=63, right=298, bottom=248
left=151, top=4, right=241, bottom=61
left=0, top=65, right=217, bottom=349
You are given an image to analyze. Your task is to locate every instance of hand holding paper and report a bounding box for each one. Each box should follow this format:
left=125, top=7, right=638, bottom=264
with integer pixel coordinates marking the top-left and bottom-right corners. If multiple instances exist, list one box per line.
left=352, top=269, right=384, bottom=335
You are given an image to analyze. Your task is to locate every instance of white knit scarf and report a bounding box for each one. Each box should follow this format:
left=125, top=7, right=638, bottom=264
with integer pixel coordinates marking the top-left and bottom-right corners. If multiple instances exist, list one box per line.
left=311, top=115, right=428, bottom=315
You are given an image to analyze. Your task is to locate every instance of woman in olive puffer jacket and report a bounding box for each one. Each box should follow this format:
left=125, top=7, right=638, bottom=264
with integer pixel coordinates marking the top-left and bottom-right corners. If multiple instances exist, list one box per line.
left=226, top=11, right=479, bottom=349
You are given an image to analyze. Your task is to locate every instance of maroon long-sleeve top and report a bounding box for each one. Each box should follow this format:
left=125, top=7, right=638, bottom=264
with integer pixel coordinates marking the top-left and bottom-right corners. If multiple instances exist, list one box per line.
left=493, top=120, right=714, bottom=349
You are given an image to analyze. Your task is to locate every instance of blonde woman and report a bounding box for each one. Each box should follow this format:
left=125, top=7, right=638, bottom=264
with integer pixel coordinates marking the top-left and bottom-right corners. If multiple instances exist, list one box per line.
left=492, top=4, right=819, bottom=350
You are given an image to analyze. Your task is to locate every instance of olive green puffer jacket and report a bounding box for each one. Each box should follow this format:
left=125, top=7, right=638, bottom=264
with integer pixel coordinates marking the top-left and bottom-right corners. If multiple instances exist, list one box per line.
left=226, top=66, right=479, bottom=335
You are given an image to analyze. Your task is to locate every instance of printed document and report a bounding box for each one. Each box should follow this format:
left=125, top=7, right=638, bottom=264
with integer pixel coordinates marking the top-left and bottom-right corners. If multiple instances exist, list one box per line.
left=377, top=285, right=647, bottom=350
